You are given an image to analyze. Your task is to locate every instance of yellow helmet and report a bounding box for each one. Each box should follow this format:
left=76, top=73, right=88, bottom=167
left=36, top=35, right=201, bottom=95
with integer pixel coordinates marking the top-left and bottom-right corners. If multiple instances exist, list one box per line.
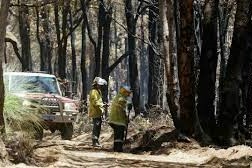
left=119, top=86, right=131, bottom=96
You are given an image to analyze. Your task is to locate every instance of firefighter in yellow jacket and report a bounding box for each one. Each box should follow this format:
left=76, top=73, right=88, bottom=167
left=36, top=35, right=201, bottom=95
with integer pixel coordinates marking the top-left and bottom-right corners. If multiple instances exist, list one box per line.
left=108, top=85, right=132, bottom=152
left=88, top=77, right=107, bottom=147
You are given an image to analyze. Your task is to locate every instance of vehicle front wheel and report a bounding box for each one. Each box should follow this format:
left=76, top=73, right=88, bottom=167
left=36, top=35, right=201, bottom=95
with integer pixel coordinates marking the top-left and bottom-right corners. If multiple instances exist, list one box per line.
left=60, top=123, right=73, bottom=140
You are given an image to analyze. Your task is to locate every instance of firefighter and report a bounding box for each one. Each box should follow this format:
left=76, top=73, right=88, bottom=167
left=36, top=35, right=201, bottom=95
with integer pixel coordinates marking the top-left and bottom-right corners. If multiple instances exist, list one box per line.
left=88, top=77, right=107, bottom=147
left=108, top=85, right=132, bottom=152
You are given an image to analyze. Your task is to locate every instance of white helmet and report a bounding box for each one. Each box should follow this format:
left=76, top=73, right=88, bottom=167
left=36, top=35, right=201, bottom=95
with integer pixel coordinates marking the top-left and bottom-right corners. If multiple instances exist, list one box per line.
left=93, top=77, right=107, bottom=86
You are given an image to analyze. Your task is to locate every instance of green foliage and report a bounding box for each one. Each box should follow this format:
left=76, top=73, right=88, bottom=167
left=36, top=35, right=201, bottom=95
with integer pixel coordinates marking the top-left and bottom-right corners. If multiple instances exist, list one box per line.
left=3, top=94, right=44, bottom=136
left=3, top=94, right=45, bottom=163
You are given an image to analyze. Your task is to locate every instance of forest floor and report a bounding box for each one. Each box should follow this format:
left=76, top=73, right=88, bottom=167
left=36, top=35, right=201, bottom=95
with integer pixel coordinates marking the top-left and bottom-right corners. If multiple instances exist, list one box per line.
left=3, top=113, right=252, bottom=167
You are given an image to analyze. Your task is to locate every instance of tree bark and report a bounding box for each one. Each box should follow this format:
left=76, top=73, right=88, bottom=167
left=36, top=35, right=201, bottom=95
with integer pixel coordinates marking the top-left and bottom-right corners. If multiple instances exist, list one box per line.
left=148, top=0, right=162, bottom=106
left=54, top=1, right=61, bottom=76
left=101, top=6, right=112, bottom=105
left=58, top=0, right=70, bottom=79
left=18, top=0, right=32, bottom=71
left=81, top=22, right=88, bottom=103
left=36, top=6, right=52, bottom=73
left=219, top=0, right=252, bottom=145
left=70, top=9, right=77, bottom=93
left=177, top=0, right=195, bottom=135
left=94, top=0, right=105, bottom=77
left=0, top=0, right=10, bottom=133
left=197, top=0, right=219, bottom=138
left=160, top=0, right=180, bottom=128
left=125, top=0, right=140, bottom=115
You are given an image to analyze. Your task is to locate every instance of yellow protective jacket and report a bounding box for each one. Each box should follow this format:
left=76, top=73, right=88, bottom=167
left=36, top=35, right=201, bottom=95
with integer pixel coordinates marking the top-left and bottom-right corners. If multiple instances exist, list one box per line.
left=109, top=93, right=128, bottom=127
left=88, top=88, right=104, bottom=118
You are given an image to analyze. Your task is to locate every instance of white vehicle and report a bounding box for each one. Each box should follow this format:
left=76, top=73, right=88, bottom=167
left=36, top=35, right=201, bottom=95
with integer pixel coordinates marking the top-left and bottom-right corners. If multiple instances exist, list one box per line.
left=4, top=72, right=79, bottom=140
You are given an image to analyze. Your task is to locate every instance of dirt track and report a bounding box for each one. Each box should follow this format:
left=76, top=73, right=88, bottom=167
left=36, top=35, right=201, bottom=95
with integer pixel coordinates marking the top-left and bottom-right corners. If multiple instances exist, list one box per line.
left=7, top=129, right=252, bottom=168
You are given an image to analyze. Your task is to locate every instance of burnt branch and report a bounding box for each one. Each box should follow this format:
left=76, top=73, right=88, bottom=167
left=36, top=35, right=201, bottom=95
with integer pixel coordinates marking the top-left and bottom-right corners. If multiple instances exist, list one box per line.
left=107, top=51, right=132, bottom=73
left=5, top=37, right=23, bottom=64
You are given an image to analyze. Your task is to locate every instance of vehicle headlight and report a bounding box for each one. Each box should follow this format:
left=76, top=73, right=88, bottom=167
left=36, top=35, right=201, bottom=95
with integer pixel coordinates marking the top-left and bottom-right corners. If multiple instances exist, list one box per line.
left=23, top=100, right=32, bottom=106
left=64, top=103, right=77, bottom=111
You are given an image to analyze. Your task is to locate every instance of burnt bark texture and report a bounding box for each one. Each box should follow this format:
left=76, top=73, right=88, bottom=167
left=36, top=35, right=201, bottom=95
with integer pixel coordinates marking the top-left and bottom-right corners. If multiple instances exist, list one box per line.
left=81, top=22, right=88, bottom=103
left=197, top=0, right=219, bottom=138
left=59, top=0, right=70, bottom=79
left=19, top=0, right=32, bottom=71
left=0, top=0, right=11, bottom=132
left=36, top=6, right=52, bottom=73
left=177, top=0, right=195, bottom=135
left=101, top=6, right=112, bottom=105
left=70, top=9, right=77, bottom=94
left=218, top=0, right=252, bottom=145
left=125, top=0, right=140, bottom=115
left=54, top=1, right=61, bottom=76
left=94, top=0, right=105, bottom=77
left=148, top=0, right=162, bottom=106
left=245, top=22, right=252, bottom=139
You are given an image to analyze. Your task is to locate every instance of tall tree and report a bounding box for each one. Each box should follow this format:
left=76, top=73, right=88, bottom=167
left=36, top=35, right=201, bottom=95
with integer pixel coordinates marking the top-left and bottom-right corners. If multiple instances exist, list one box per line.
left=36, top=6, right=52, bottom=73
left=219, top=0, right=252, bottom=145
left=124, top=0, right=140, bottom=115
left=101, top=4, right=112, bottom=105
left=81, top=22, right=88, bottom=103
left=59, top=0, right=70, bottom=79
left=69, top=8, right=77, bottom=94
left=197, top=0, right=219, bottom=138
left=160, top=0, right=180, bottom=129
left=18, top=0, right=32, bottom=71
left=54, top=0, right=70, bottom=79
left=177, top=0, right=195, bottom=135
left=148, top=0, right=163, bottom=106
left=0, top=0, right=11, bottom=132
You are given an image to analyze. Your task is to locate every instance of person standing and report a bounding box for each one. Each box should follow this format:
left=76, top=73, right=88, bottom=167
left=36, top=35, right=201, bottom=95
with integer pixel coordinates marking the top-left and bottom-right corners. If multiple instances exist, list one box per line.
left=88, top=77, right=107, bottom=147
left=108, top=85, right=132, bottom=152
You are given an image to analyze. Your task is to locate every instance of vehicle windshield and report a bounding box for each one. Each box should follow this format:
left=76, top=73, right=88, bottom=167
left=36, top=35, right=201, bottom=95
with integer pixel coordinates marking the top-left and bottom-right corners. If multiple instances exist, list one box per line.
left=6, top=75, right=60, bottom=94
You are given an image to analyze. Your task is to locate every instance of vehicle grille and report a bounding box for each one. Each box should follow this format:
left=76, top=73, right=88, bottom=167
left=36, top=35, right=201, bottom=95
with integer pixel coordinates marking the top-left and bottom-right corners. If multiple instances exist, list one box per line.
left=40, top=97, right=61, bottom=112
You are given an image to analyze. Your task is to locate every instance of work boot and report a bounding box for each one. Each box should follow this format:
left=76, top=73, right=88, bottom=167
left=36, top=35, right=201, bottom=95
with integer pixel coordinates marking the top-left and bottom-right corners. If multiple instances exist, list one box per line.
left=92, top=139, right=102, bottom=147
left=114, top=142, right=123, bottom=152
left=177, top=133, right=191, bottom=143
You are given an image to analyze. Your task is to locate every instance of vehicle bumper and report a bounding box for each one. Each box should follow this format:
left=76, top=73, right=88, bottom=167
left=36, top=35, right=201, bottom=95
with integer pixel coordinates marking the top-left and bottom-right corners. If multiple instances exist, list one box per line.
left=42, top=114, right=77, bottom=123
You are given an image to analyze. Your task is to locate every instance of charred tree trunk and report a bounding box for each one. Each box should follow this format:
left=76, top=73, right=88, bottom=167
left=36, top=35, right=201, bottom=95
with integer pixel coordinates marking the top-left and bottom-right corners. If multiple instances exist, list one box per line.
left=219, top=0, right=252, bottom=146
left=19, top=0, right=32, bottom=71
left=94, top=0, right=106, bottom=77
left=70, top=9, right=77, bottom=93
left=54, top=2, right=61, bottom=76
left=177, top=0, right=195, bottom=135
left=36, top=6, right=52, bottom=73
left=125, top=0, right=140, bottom=115
left=197, top=0, right=219, bottom=138
left=245, top=22, right=252, bottom=139
left=101, top=7, right=112, bottom=105
left=81, top=22, right=88, bottom=103
left=0, top=0, right=10, bottom=132
left=217, top=0, right=232, bottom=120
left=148, top=0, right=162, bottom=107
left=58, top=0, right=70, bottom=79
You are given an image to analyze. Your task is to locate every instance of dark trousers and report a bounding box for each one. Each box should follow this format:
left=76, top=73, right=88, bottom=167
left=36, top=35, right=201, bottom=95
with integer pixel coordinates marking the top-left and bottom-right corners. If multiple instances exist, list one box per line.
left=109, top=123, right=125, bottom=152
left=92, top=117, right=102, bottom=142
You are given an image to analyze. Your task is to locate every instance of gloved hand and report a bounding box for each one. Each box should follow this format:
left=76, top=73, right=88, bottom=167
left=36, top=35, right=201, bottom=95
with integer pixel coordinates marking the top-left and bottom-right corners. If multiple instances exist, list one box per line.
left=103, top=102, right=109, bottom=108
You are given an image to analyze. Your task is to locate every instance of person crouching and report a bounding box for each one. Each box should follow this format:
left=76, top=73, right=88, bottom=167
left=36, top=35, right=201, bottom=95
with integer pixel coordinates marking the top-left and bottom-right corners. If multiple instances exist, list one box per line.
left=108, top=86, right=132, bottom=152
